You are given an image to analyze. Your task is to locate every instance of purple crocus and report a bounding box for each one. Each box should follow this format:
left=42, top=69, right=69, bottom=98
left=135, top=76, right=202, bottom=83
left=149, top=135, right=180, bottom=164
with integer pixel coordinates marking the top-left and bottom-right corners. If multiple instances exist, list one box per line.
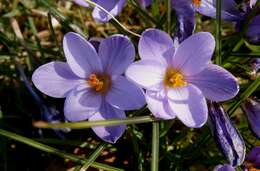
left=32, top=32, right=145, bottom=143
left=126, top=29, right=239, bottom=128
left=214, top=164, right=236, bottom=171
left=73, top=0, right=151, bottom=22
left=242, top=98, right=260, bottom=138
left=173, top=0, right=260, bottom=44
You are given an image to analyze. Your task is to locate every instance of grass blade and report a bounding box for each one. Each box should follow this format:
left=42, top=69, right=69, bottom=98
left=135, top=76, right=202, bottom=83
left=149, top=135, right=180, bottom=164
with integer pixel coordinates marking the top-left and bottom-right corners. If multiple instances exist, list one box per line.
left=34, top=115, right=158, bottom=129
left=151, top=122, right=159, bottom=171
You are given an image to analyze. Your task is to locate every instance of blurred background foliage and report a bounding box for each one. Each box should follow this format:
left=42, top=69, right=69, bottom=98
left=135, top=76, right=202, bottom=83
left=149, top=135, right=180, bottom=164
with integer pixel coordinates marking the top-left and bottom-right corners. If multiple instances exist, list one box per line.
left=0, top=0, right=259, bottom=171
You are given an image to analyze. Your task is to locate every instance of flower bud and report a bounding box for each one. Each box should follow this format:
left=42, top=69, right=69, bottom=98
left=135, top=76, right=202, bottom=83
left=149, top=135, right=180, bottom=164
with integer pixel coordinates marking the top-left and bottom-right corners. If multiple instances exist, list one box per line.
left=208, top=101, right=246, bottom=166
left=242, top=98, right=260, bottom=138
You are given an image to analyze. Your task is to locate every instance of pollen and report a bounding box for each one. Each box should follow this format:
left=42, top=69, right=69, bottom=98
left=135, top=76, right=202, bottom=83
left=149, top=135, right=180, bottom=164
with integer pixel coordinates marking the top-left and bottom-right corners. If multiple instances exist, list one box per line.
left=164, top=67, right=187, bottom=88
left=87, top=74, right=111, bottom=93
left=192, top=0, right=201, bottom=7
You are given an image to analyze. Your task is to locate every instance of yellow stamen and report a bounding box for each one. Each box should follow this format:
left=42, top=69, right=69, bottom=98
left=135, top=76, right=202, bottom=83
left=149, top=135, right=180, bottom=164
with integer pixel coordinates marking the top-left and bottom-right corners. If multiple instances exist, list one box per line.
left=87, top=74, right=111, bottom=93
left=192, top=0, right=201, bottom=7
left=164, top=67, right=187, bottom=88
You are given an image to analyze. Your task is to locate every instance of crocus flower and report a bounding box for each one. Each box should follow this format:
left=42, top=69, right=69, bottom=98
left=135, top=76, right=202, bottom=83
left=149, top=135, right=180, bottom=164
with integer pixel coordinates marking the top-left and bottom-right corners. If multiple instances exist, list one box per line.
left=214, top=164, right=236, bottom=171
left=243, top=146, right=260, bottom=171
left=242, top=98, right=260, bottom=138
left=126, top=29, right=239, bottom=128
left=192, top=0, right=244, bottom=21
left=73, top=0, right=151, bottom=22
left=173, top=0, right=260, bottom=44
left=171, top=0, right=244, bottom=43
left=208, top=101, right=246, bottom=167
left=193, top=0, right=260, bottom=44
left=32, top=32, right=145, bottom=143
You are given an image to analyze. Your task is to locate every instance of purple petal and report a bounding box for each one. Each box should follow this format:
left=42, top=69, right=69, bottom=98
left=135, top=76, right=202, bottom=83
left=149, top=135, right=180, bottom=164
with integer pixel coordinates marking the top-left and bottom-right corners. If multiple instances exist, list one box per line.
left=32, top=61, right=83, bottom=98
left=214, top=164, right=236, bottom=171
left=167, top=84, right=208, bottom=128
left=139, top=0, right=152, bottom=7
left=195, top=0, right=242, bottom=21
left=186, top=64, right=239, bottom=102
left=98, top=35, right=135, bottom=75
left=89, top=102, right=126, bottom=143
left=64, top=84, right=102, bottom=121
left=172, top=32, right=215, bottom=76
left=246, top=146, right=260, bottom=162
left=63, top=32, right=102, bottom=78
left=125, top=60, right=166, bottom=89
left=146, top=90, right=176, bottom=119
left=172, top=0, right=196, bottom=43
left=106, top=76, right=145, bottom=110
left=242, top=99, right=260, bottom=138
left=250, top=0, right=257, bottom=8
left=138, top=29, right=175, bottom=64
left=92, top=0, right=126, bottom=22
left=246, top=15, right=260, bottom=44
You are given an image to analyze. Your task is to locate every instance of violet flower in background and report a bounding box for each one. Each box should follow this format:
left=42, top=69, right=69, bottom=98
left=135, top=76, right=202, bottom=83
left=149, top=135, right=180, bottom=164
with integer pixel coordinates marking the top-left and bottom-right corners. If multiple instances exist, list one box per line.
left=242, top=98, right=260, bottom=138
left=126, top=29, right=239, bottom=128
left=243, top=146, right=260, bottom=171
left=214, top=164, right=236, bottom=171
left=192, top=0, right=244, bottom=21
left=32, top=32, right=145, bottom=143
left=73, top=0, right=151, bottom=22
left=208, top=101, right=246, bottom=167
left=172, top=0, right=260, bottom=44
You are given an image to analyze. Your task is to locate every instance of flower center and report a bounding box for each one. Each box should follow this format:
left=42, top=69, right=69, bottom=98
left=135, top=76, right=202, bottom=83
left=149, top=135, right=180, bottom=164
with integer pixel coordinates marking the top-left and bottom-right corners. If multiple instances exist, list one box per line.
left=87, top=73, right=111, bottom=93
left=192, top=0, right=201, bottom=7
left=164, top=67, right=187, bottom=88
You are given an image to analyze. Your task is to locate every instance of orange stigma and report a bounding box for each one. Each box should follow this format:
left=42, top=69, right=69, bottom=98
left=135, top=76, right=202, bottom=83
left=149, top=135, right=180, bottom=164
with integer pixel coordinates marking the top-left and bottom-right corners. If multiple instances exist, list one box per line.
left=192, top=0, right=201, bottom=7
left=87, top=74, right=111, bottom=93
left=164, top=67, right=187, bottom=88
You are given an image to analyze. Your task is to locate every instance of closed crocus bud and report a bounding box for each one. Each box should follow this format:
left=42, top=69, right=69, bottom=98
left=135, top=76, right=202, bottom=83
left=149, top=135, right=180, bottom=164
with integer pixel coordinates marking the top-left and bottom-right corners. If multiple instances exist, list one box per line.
left=242, top=98, right=260, bottom=138
left=207, top=101, right=246, bottom=167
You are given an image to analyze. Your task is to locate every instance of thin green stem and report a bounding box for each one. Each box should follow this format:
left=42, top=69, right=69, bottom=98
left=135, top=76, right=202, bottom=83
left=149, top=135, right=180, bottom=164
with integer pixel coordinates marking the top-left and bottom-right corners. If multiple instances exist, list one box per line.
left=83, top=0, right=141, bottom=37
left=0, top=129, right=123, bottom=171
left=34, top=115, right=158, bottom=129
left=215, top=0, right=222, bottom=65
left=77, top=142, right=107, bottom=171
left=151, top=122, right=159, bottom=171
